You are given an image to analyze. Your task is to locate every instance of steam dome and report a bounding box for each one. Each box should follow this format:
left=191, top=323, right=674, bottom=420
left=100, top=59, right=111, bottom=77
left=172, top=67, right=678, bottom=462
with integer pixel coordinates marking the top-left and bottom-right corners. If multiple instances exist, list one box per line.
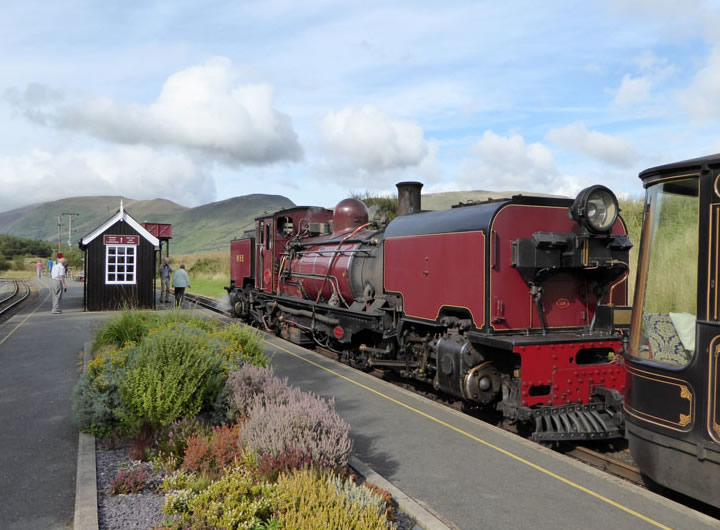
left=333, top=198, right=369, bottom=233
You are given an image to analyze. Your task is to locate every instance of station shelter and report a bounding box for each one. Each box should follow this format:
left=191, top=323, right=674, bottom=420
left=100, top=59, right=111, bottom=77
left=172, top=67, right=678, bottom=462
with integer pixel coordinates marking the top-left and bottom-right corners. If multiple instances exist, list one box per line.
left=78, top=202, right=159, bottom=311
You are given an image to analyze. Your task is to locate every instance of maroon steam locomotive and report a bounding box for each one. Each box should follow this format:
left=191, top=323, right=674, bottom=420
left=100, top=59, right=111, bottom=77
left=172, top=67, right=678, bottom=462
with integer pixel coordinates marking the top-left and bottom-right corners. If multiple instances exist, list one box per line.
left=226, top=183, right=632, bottom=442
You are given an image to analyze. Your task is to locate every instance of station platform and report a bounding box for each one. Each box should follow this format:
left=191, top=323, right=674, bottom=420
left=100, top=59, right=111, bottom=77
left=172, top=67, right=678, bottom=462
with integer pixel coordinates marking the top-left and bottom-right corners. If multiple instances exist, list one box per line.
left=261, top=334, right=719, bottom=530
left=0, top=278, right=109, bottom=530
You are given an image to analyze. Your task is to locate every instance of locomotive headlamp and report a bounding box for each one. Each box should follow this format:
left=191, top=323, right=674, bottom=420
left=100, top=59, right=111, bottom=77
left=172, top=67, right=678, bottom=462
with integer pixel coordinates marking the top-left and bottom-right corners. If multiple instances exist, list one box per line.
left=570, top=185, right=619, bottom=233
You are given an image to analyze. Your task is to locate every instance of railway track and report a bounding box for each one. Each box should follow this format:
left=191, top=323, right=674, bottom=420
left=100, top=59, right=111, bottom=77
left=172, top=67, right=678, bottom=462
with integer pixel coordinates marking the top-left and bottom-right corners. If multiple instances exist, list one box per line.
left=183, top=291, right=645, bottom=487
left=0, top=279, right=31, bottom=317
left=181, top=292, right=232, bottom=317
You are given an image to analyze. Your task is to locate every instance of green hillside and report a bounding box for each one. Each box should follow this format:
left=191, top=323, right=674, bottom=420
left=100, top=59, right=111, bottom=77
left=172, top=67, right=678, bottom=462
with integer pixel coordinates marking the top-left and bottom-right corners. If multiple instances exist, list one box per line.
left=422, top=189, right=566, bottom=210
left=0, top=194, right=294, bottom=254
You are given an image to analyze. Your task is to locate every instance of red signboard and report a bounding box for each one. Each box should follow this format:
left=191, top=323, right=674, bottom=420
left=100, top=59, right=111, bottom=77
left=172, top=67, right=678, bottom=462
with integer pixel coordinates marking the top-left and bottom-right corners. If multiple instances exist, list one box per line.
left=104, top=235, right=139, bottom=245
left=141, top=223, right=172, bottom=238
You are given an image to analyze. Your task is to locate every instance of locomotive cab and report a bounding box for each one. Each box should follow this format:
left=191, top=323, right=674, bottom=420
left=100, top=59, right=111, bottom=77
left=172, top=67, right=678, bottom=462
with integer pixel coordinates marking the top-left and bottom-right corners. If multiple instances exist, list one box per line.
left=625, top=156, right=720, bottom=508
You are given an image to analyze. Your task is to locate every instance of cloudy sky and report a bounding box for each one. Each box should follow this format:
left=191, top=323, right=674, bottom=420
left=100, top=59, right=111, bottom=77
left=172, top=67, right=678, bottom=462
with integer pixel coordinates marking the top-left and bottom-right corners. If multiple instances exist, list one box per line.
left=2, top=0, right=720, bottom=212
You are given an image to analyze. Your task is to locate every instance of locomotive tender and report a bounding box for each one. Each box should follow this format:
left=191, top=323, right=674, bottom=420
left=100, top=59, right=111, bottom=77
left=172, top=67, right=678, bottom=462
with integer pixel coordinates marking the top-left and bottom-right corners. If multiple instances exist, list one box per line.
left=226, top=182, right=632, bottom=442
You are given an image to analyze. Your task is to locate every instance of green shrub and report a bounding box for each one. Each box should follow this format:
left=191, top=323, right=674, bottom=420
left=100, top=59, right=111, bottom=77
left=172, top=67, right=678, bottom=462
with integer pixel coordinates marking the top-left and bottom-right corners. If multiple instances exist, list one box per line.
left=11, top=257, right=27, bottom=271
left=72, top=373, right=121, bottom=436
left=212, top=323, right=268, bottom=368
left=92, top=311, right=154, bottom=352
left=161, top=469, right=214, bottom=494
left=163, top=467, right=276, bottom=529
left=118, top=324, right=225, bottom=428
left=72, top=345, right=135, bottom=435
left=274, top=469, right=391, bottom=529
left=152, top=309, right=221, bottom=334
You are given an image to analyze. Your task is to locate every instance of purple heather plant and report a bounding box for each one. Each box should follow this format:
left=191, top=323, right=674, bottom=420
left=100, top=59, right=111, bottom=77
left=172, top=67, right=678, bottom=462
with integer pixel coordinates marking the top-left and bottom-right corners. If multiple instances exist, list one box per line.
left=244, top=390, right=352, bottom=474
left=108, top=467, right=149, bottom=495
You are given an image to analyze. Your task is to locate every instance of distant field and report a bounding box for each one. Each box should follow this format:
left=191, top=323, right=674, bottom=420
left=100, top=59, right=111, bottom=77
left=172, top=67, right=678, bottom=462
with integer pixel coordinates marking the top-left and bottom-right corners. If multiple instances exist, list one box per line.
left=189, top=278, right=228, bottom=299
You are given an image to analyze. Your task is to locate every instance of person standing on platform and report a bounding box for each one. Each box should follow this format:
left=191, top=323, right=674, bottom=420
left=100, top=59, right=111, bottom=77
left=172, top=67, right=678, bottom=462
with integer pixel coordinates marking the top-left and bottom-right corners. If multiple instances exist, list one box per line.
left=50, top=258, right=67, bottom=314
left=47, top=258, right=53, bottom=275
left=36, top=261, right=43, bottom=279
left=172, top=264, right=190, bottom=307
left=159, top=257, right=172, bottom=304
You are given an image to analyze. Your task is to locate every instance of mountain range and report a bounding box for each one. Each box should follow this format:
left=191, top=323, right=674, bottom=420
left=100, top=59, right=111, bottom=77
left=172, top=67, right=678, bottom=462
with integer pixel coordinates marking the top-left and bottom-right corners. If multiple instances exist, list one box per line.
left=0, top=189, right=563, bottom=254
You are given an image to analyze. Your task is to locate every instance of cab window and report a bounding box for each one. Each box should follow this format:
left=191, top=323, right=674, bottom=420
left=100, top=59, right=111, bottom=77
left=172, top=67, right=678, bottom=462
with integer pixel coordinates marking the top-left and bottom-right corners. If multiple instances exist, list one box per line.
left=630, top=178, right=698, bottom=367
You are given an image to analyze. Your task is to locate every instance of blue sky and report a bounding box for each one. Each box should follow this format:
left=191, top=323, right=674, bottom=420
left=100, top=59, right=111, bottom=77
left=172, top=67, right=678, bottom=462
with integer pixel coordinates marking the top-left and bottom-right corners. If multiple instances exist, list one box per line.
left=1, top=0, right=720, bottom=212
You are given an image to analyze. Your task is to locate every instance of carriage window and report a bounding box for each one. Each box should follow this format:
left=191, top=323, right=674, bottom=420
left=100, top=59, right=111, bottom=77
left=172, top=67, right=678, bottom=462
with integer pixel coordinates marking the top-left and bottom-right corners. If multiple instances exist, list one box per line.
left=630, top=178, right=698, bottom=367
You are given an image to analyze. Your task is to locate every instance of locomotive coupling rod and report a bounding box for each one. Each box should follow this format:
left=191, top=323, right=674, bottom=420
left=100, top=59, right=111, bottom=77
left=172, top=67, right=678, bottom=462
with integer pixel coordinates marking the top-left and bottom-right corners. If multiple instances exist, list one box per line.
left=359, top=344, right=391, bottom=354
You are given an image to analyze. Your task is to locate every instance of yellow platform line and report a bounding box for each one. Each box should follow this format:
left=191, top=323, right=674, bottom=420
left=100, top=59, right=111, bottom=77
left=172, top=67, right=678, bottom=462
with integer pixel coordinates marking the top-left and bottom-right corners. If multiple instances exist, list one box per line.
left=268, top=338, right=671, bottom=530
left=0, top=281, right=52, bottom=347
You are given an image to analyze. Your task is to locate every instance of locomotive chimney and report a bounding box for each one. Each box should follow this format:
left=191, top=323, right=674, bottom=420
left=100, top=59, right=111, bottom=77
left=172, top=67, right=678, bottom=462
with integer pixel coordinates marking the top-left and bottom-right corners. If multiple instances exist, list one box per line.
left=396, top=181, right=423, bottom=216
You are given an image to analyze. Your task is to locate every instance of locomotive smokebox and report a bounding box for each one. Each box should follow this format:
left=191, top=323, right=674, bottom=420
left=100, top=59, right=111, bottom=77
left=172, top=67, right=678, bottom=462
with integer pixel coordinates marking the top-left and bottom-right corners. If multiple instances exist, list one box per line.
left=396, top=181, right=423, bottom=216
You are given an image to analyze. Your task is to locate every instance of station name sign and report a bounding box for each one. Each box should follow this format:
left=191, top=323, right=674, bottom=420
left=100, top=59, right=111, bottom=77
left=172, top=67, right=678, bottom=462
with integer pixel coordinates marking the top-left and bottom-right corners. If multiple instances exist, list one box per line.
left=104, top=235, right=139, bottom=245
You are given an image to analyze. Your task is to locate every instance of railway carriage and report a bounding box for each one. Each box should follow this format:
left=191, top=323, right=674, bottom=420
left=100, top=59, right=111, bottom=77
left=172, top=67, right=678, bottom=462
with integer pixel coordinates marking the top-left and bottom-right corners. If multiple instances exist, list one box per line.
left=227, top=182, right=632, bottom=442
left=625, top=154, right=720, bottom=507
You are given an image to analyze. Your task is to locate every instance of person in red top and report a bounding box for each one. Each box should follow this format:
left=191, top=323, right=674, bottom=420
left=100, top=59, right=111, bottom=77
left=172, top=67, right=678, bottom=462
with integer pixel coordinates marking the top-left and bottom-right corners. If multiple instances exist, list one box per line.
left=35, top=261, right=43, bottom=279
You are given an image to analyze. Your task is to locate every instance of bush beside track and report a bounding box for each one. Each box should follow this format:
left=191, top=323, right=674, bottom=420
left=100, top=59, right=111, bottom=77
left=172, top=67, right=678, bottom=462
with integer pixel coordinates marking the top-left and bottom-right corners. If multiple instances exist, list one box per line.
left=73, top=309, right=397, bottom=529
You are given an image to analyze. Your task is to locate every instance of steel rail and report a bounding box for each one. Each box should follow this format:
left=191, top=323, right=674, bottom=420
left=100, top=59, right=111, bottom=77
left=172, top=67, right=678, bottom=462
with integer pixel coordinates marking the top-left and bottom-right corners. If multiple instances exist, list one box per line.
left=564, top=446, right=642, bottom=486
left=181, top=292, right=232, bottom=317
left=0, top=279, right=19, bottom=305
left=0, top=280, right=31, bottom=317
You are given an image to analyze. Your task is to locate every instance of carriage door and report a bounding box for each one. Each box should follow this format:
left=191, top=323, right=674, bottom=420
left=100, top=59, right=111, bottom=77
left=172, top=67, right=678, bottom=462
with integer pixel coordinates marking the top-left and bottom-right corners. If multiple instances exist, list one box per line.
left=261, top=220, right=273, bottom=291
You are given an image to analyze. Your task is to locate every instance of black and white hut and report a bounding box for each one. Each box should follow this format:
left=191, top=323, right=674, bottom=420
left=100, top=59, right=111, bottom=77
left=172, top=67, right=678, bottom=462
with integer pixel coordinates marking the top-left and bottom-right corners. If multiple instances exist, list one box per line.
left=78, top=202, right=160, bottom=311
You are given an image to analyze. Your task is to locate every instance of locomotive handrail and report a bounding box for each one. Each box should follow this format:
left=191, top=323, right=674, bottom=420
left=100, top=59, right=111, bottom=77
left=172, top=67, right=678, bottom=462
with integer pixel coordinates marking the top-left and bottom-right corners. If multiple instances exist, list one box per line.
left=315, top=223, right=371, bottom=304
left=292, top=249, right=373, bottom=257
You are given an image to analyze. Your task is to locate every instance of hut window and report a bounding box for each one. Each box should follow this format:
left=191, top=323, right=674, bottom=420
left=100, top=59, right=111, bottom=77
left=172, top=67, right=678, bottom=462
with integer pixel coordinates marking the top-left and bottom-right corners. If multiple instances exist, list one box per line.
left=106, top=244, right=136, bottom=285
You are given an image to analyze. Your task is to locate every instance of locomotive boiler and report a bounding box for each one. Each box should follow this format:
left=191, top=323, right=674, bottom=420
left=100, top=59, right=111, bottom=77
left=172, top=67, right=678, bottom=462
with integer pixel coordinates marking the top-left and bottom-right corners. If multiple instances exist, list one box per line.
left=226, top=182, right=632, bottom=442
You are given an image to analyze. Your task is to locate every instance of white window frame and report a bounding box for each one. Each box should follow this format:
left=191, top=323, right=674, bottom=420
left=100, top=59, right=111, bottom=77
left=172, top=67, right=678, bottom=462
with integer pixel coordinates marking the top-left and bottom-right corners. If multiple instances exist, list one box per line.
left=106, top=244, right=137, bottom=285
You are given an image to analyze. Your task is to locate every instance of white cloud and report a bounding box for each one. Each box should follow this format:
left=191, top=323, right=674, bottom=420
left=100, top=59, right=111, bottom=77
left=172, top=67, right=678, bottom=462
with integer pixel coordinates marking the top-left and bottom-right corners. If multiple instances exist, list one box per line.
left=0, top=146, right=214, bottom=212
left=614, top=75, right=653, bottom=107
left=612, top=52, right=676, bottom=108
left=546, top=122, right=640, bottom=168
left=14, top=57, right=302, bottom=165
left=678, top=46, right=720, bottom=120
left=459, top=131, right=579, bottom=196
left=319, top=105, right=428, bottom=171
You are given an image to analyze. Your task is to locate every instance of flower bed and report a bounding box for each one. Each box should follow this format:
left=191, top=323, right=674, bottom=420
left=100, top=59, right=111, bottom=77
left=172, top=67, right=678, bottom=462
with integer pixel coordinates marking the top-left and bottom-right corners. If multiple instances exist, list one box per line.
left=74, top=310, right=406, bottom=529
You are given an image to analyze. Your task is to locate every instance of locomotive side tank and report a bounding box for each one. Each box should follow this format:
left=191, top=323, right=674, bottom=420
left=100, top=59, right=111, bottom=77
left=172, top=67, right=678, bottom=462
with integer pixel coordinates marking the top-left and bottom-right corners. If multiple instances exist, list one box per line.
left=227, top=182, right=632, bottom=441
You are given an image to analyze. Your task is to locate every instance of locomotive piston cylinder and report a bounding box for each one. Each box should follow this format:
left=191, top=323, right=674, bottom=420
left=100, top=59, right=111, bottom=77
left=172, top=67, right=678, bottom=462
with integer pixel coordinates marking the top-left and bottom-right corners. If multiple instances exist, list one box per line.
left=462, top=363, right=501, bottom=404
